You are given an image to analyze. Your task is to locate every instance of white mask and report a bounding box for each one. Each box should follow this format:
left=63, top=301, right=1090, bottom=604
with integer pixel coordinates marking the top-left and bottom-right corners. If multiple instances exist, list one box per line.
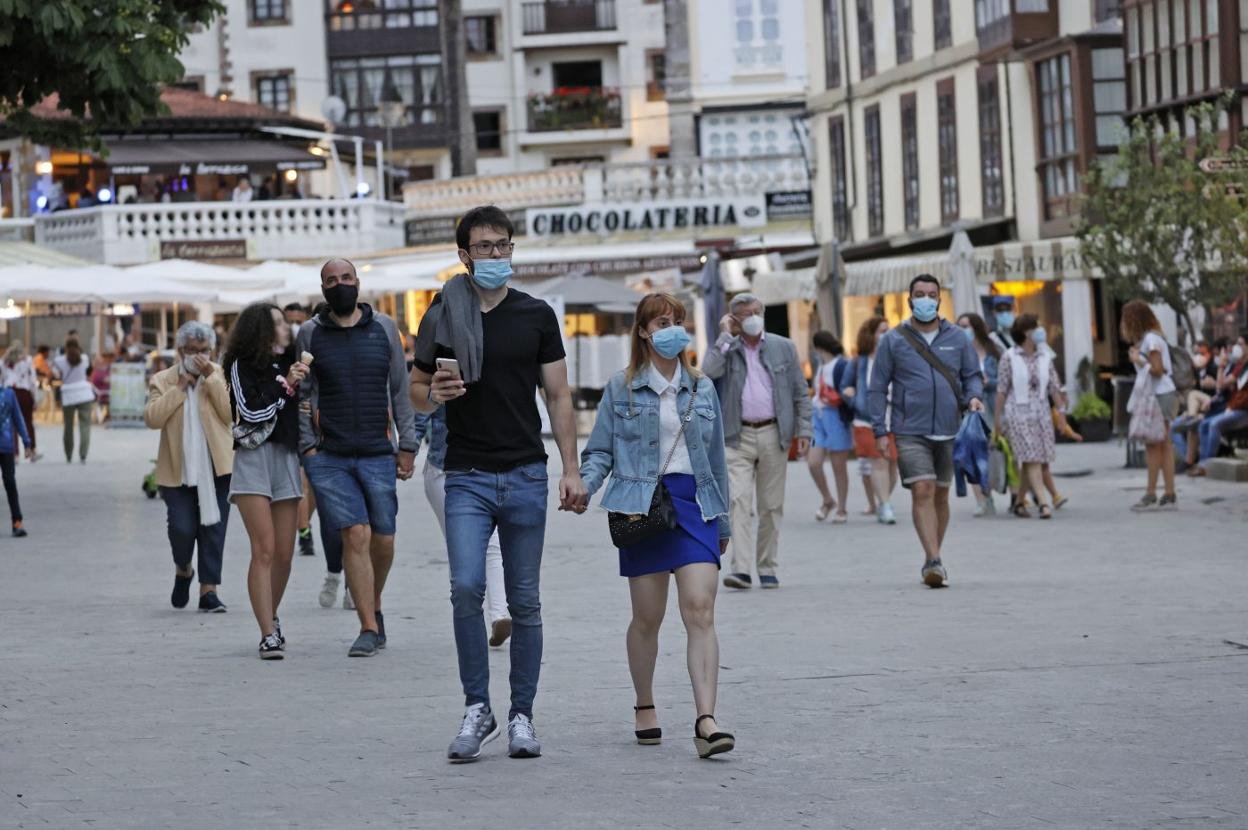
left=1232, top=344, right=1245, bottom=363
left=182, top=355, right=201, bottom=376
left=741, top=315, right=765, bottom=338
left=290, top=322, right=301, bottom=339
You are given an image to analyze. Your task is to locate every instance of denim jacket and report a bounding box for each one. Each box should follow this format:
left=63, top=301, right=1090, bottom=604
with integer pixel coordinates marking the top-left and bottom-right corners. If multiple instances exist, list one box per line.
left=580, top=367, right=731, bottom=539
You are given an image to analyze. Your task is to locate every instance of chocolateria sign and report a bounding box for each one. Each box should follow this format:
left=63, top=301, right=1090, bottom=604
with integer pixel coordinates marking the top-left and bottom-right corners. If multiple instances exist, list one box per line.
left=526, top=196, right=767, bottom=238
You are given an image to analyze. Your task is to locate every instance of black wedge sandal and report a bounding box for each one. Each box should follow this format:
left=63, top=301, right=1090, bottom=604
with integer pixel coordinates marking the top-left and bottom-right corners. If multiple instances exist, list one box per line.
left=693, top=714, right=735, bottom=759
left=634, top=705, right=662, bottom=745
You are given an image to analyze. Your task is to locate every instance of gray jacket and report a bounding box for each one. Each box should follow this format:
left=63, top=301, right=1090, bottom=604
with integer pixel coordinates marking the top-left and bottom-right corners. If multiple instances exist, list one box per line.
left=867, top=318, right=985, bottom=438
left=702, top=331, right=811, bottom=449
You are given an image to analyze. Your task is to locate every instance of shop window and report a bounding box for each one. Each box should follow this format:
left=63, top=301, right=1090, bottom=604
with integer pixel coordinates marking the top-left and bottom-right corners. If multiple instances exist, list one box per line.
left=894, top=0, right=913, bottom=65
left=646, top=50, right=666, bottom=102
left=256, top=74, right=292, bottom=113
left=937, top=78, right=960, bottom=224
left=250, top=0, right=288, bottom=24
left=823, top=0, right=842, bottom=89
left=829, top=116, right=850, bottom=241
left=978, top=68, right=1006, bottom=217
left=330, top=54, right=443, bottom=127
left=1035, top=53, right=1079, bottom=220
left=933, top=0, right=952, bottom=49
left=857, top=0, right=876, bottom=79
left=473, top=110, right=504, bottom=155
left=465, top=15, right=498, bottom=56
left=864, top=105, right=884, bottom=237
left=900, top=94, right=919, bottom=230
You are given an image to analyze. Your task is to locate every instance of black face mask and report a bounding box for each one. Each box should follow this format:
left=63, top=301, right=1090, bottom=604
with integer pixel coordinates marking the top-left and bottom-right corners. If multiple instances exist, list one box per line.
left=323, top=283, right=358, bottom=316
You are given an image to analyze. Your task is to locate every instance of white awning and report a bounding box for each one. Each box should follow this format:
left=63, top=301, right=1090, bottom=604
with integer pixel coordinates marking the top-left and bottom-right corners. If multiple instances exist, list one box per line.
left=842, top=236, right=1098, bottom=297
left=844, top=252, right=950, bottom=297
left=752, top=267, right=816, bottom=305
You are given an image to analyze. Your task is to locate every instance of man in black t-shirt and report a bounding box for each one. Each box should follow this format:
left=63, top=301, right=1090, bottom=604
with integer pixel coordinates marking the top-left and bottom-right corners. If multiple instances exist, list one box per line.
left=411, top=205, right=587, bottom=764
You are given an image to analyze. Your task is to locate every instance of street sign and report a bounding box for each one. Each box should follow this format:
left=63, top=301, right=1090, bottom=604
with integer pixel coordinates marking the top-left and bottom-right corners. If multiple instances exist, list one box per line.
left=1198, top=157, right=1248, bottom=173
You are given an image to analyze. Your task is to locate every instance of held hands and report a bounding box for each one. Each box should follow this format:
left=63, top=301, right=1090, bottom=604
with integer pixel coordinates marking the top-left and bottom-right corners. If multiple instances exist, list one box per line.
left=285, top=361, right=309, bottom=388
left=430, top=369, right=466, bottom=404
left=396, top=450, right=415, bottom=481
left=559, top=471, right=589, bottom=514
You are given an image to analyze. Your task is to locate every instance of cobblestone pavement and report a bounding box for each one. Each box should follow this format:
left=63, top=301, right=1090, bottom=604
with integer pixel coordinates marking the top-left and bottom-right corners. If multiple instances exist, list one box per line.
left=1, top=429, right=1245, bottom=829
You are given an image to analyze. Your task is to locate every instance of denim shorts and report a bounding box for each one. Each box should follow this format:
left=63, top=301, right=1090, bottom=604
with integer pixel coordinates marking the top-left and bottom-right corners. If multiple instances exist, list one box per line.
left=895, top=435, right=955, bottom=489
left=303, top=451, right=398, bottom=535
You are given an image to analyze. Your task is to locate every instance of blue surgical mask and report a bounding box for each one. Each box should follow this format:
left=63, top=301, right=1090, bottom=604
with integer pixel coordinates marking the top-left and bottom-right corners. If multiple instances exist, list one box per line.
left=961, top=326, right=975, bottom=343
left=911, top=296, right=939, bottom=323
left=649, top=325, right=692, bottom=359
left=470, top=258, right=512, bottom=290
left=996, top=311, right=1015, bottom=329
left=1031, top=327, right=1048, bottom=345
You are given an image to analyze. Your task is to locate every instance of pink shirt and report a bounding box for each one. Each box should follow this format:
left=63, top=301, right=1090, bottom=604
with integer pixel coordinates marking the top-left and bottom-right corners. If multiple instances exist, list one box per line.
left=740, top=335, right=776, bottom=422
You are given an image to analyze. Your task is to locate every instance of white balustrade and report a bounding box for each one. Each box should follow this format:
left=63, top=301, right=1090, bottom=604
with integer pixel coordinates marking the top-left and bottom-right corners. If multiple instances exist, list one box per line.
left=33, top=199, right=404, bottom=265
left=402, top=155, right=809, bottom=221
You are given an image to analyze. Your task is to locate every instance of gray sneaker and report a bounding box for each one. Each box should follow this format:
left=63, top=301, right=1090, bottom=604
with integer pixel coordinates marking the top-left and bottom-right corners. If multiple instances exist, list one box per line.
left=1130, top=493, right=1158, bottom=512
left=319, top=573, right=340, bottom=609
left=348, top=630, right=379, bottom=657
left=447, top=703, right=500, bottom=763
left=921, top=559, right=948, bottom=588
left=508, top=713, right=542, bottom=759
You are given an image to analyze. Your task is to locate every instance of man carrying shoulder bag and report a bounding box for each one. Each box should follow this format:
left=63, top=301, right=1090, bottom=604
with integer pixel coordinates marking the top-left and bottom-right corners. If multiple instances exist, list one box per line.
left=868, top=275, right=984, bottom=588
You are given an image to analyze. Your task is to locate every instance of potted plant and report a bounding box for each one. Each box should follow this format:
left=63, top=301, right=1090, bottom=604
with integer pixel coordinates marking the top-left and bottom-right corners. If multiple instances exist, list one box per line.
left=1070, top=391, right=1113, bottom=442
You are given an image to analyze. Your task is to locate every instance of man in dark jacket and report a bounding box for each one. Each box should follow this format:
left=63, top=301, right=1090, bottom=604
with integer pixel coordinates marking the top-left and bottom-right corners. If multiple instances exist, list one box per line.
left=297, top=259, right=419, bottom=657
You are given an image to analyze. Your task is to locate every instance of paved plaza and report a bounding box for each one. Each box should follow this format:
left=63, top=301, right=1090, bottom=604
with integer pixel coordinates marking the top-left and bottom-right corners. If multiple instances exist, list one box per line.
left=1, top=428, right=1245, bottom=829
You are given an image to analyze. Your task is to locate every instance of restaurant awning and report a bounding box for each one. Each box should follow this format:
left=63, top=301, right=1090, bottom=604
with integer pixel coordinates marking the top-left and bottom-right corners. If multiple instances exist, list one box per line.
left=843, top=236, right=1099, bottom=297
left=102, top=139, right=326, bottom=176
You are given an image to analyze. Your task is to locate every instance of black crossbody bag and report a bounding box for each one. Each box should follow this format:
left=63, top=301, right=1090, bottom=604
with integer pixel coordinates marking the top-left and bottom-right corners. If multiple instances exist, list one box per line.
left=607, top=379, right=699, bottom=549
left=896, top=326, right=965, bottom=413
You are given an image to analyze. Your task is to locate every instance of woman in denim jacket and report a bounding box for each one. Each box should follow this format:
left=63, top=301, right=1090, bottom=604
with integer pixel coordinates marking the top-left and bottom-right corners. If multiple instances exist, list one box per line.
left=579, top=293, right=735, bottom=759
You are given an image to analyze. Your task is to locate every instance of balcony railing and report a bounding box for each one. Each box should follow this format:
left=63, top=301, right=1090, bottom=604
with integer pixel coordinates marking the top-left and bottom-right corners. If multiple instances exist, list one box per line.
left=33, top=199, right=405, bottom=265
left=527, top=87, right=623, bottom=132
left=404, top=154, right=811, bottom=218
left=522, top=0, right=616, bottom=35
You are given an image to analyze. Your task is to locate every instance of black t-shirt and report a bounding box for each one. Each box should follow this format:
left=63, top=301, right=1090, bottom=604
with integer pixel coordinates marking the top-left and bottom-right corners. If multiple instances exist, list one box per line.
left=415, top=288, right=565, bottom=472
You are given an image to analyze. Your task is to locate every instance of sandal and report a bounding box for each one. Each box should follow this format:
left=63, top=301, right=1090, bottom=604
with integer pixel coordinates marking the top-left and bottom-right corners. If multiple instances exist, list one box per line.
left=1012, top=503, right=1032, bottom=519
left=634, top=705, right=661, bottom=745
left=815, top=501, right=835, bottom=522
left=831, top=512, right=848, bottom=524
left=1038, top=504, right=1053, bottom=519
left=693, top=714, right=735, bottom=759
left=1053, top=495, right=1068, bottom=510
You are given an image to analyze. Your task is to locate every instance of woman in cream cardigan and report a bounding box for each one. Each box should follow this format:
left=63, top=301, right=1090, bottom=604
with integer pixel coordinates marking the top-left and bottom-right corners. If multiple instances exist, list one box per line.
left=145, top=321, right=235, bottom=612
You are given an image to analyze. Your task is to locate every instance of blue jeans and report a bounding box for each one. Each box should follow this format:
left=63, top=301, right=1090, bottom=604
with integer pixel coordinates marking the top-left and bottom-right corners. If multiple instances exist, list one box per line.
left=444, top=462, right=548, bottom=720
left=303, top=452, right=398, bottom=536
left=159, top=475, right=231, bottom=585
left=1198, top=409, right=1248, bottom=462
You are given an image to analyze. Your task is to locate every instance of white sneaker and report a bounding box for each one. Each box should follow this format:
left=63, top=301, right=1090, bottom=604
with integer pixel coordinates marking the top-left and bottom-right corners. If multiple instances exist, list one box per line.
left=974, top=497, right=996, bottom=518
left=877, top=502, right=897, bottom=525
left=319, top=573, right=340, bottom=609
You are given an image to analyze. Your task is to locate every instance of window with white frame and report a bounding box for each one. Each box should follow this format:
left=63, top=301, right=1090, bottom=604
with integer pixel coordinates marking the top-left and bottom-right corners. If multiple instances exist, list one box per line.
left=734, top=0, right=783, bottom=71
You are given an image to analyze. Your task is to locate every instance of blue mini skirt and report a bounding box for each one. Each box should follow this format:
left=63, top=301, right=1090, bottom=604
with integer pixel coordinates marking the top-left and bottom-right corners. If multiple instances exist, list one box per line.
left=618, top=473, right=720, bottom=578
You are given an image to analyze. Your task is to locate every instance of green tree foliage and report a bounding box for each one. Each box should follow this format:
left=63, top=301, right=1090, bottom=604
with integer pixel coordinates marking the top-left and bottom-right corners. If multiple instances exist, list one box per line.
left=0, top=0, right=222, bottom=150
left=1077, top=102, right=1248, bottom=337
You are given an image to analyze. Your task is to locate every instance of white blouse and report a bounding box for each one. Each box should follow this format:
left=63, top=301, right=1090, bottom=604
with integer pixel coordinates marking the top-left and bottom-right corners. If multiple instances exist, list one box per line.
left=1, top=358, right=37, bottom=392
left=646, top=363, right=694, bottom=477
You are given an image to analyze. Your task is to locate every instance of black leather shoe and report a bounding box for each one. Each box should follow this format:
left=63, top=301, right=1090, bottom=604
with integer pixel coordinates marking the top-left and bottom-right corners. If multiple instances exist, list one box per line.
left=634, top=705, right=661, bottom=745
left=171, top=569, right=194, bottom=609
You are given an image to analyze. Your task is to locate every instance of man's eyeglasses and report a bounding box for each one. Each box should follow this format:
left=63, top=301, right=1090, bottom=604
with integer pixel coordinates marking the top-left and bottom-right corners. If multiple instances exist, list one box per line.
left=466, top=241, right=515, bottom=257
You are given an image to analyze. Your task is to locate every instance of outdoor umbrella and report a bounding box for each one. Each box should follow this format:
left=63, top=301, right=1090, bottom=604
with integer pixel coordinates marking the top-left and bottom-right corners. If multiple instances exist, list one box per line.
left=699, top=250, right=724, bottom=335
left=949, top=229, right=978, bottom=318
left=813, top=241, right=844, bottom=339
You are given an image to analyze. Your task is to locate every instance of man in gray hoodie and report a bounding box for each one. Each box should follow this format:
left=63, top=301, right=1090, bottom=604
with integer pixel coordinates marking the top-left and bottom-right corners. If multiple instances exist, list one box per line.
left=868, top=275, right=984, bottom=588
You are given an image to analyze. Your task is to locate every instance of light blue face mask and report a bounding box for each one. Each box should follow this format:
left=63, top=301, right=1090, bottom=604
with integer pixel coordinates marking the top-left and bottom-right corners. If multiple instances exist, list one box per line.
left=996, top=311, right=1015, bottom=329
left=470, top=258, right=512, bottom=290
left=911, top=296, right=939, bottom=323
left=649, top=325, right=692, bottom=359
left=961, top=326, right=975, bottom=343
left=1031, top=327, right=1048, bottom=345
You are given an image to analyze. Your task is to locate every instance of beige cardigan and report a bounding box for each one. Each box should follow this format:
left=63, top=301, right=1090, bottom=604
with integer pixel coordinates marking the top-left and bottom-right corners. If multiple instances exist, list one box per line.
left=144, top=365, right=234, bottom=487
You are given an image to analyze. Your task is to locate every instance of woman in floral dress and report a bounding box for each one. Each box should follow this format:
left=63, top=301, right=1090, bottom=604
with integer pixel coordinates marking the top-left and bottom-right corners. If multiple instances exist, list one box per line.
left=994, top=314, right=1065, bottom=519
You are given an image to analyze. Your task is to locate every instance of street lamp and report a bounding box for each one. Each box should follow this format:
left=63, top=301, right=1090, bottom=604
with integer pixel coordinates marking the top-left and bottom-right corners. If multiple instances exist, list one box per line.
left=378, top=77, right=405, bottom=201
